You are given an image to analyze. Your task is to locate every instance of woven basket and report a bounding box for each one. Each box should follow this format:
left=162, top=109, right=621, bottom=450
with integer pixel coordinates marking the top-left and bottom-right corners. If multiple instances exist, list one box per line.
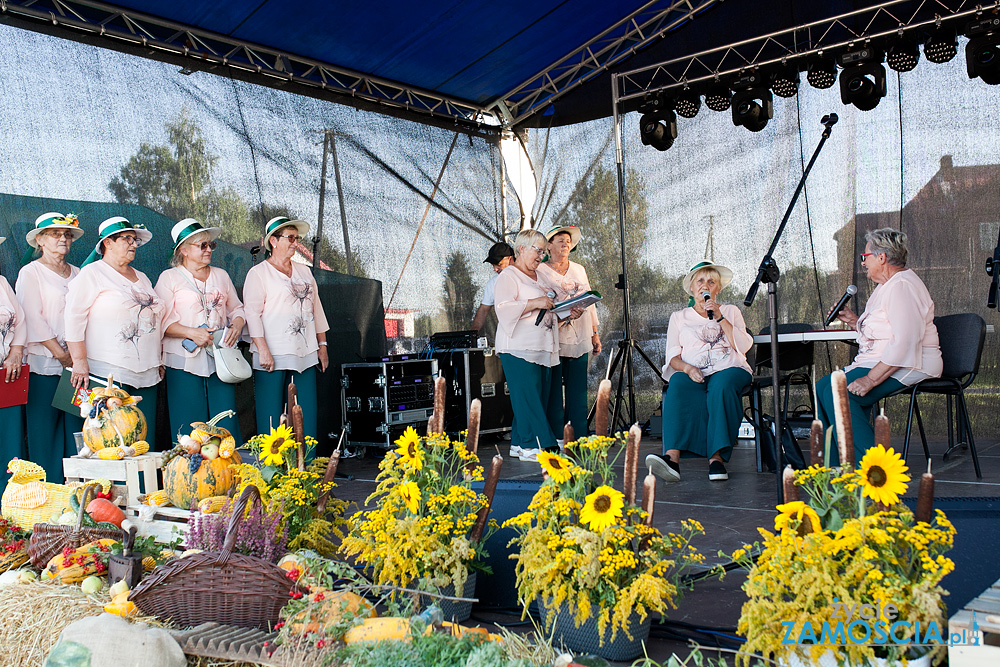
left=0, top=547, right=29, bottom=572
left=26, top=485, right=122, bottom=569
left=128, top=485, right=302, bottom=629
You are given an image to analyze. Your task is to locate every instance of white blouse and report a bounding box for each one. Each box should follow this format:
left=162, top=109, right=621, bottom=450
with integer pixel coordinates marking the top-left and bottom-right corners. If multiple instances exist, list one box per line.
left=15, top=261, right=80, bottom=376
left=662, top=305, right=753, bottom=381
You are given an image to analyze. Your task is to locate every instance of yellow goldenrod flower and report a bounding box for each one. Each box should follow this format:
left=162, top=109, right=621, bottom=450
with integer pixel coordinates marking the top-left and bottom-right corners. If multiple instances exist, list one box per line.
left=538, top=451, right=573, bottom=483
left=859, top=444, right=910, bottom=506
left=580, top=485, right=625, bottom=532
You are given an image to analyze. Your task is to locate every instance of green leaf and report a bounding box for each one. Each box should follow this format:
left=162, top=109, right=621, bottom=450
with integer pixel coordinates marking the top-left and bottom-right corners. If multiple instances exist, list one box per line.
left=261, top=465, right=280, bottom=483
left=826, top=508, right=843, bottom=532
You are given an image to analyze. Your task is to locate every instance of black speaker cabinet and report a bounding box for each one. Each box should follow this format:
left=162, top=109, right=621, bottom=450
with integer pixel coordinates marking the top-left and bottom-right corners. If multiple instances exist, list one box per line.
left=340, top=358, right=437, bottom=448
left=432, top=348, right=512, bottom=435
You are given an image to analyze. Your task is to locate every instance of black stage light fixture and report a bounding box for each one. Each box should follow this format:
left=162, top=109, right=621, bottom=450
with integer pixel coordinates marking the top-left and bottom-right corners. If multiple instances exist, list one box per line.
left=769, top=66, right=800, bottom=98
left=673, top=91, right=701, bottom=118
left=704, top=83, right=731, bottom=112
left=638, top=94, right=677, bottom=151
left=806, top=59, right=838, bottom=89
left=966, top=17, right=1000, bottom=85
left=731, top=88, right=773, bottom=132
left=887, top=36, right=920, bottom=72
left=838, top=45, right=887, bottom=111
left=924, top=25, right=958, bottom=64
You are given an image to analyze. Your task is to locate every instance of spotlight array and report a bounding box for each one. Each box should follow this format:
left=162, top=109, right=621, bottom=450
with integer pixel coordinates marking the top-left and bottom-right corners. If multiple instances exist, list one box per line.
left=887, top=38, right=920, bottom=72
left=704, top=84, right=731, bottom=112
left=769, top=67, right=800, bottom=98
left=673, top=92, right=701, bottom=118
left=924, top=26, right=958, bottom=64
left=806, top=61, right=837, bottom=89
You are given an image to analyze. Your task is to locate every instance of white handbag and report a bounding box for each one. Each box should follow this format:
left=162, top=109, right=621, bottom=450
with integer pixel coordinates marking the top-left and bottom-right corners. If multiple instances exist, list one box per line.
left=211, top=329, right=252, bottom=384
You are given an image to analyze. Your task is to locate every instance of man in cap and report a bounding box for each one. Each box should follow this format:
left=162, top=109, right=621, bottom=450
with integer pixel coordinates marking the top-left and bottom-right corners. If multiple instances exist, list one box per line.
left=470, top=241, right=515, bottom=333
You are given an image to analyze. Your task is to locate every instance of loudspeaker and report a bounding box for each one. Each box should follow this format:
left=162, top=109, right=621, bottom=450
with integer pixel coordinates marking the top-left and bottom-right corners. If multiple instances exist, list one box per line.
left=472, top=479, right=541, bottom=608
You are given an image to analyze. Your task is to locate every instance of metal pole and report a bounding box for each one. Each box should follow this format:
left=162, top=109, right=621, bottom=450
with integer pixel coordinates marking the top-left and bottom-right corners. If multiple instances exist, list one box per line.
left=499, top=136, right=508, bottom=236
left=612, top=74, right=637, bottom=423
left=315, top=131, right=329, bottom=276
left=329, top=132, right=354, bottom=276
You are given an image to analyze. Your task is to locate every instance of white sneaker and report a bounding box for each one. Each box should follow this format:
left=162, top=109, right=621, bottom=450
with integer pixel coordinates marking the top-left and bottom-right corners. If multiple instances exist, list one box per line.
left=517, top=448, right=540, bottom=462
left=510, top=445, right=524, bottom=458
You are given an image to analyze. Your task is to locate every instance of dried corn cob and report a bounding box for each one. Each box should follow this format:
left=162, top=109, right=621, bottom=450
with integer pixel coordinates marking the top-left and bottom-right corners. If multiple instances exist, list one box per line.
left=97, top=447, right=124, bottom=460
left=197, top=495, right=229, bottom=513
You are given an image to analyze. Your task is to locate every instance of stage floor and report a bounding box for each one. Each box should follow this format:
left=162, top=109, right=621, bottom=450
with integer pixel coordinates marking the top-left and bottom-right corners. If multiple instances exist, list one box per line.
left=332, top=434, right=1000, bottom=665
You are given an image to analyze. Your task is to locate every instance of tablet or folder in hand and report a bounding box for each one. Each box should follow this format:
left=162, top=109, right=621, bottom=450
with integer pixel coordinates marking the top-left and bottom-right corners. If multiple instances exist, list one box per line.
left=51, top=368, right=107, bottom=416
left=552, top=290, right=603, bottom=319
left=0, top=364, right=29, bottom=409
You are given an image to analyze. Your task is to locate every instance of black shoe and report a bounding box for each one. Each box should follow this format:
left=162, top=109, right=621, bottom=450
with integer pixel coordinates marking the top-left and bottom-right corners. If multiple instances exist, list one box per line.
left=708, top=460, right=728, bottom=481
left=646, top=454, right=680, bottom=482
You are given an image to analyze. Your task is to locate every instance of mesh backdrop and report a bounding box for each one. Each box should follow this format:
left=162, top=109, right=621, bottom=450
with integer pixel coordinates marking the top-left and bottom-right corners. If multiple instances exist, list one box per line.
left=0, top=24, right=997, bottom=444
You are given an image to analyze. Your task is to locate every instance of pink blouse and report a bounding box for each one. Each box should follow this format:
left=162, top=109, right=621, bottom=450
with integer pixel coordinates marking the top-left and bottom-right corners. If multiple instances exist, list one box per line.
left=537, top=261, right=599, bottom=359
left=15, top=261, right=79, bottom=375
left=243, top=261, right=330, bottom=373
left=662, top=305, right=753, bottom=381
left=848, top=269, right=942, bottom=385
left=64, top=260, right=165, bottom=388
left=155, top=266, right=247, bottom=377
left=0, top=277, right=27, bottom=365
left=494, top=265, right=560, bottom=367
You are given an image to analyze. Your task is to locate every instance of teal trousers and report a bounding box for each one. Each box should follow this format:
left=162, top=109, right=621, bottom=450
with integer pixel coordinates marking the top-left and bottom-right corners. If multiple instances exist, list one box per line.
left=253, top=367, right=318, bottom=442
left=0, top=404, right=25, bottom=496
left=662, top=367, right=751, bottom=462
left=164, top=368, right=241, bottom=445
left=26, top=373, right=84, bottom=483
left=499, top=353, right=557, bottom=450
left=555, top=354, right=589, bottom=440
left=815, top=367, right=905, bottom=465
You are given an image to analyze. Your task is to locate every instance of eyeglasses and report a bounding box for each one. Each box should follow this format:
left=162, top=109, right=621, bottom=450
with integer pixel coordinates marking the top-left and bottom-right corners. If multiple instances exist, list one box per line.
left=191, top=241, right=218, bottom=251
left=280, top=235, right=301, bottom=243
left=114, top=234, right=140, bottom=246
left=529, top=245, right=546, bottom=255
left=45, top=230, right=76, bottom=239
left=860, top=252, right=876, bottom=261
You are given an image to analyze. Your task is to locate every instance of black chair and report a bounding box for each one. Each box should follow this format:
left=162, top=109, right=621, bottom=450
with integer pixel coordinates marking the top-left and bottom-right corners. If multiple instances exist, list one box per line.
left=886, top=313, right=985, bottom=478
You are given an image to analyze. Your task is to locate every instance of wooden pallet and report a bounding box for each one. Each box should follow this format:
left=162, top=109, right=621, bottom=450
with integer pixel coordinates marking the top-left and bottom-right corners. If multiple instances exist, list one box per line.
left=63, top=453, right=162, bottom=507
left=948, top=577, right=1000, bottom=666
left=125, top=504, right=191, bottom=543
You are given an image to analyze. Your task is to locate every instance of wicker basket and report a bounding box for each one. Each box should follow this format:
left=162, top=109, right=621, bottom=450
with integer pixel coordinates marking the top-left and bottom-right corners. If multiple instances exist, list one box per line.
left=27, top=484, right=121, bottom=569
left=128, top=485, right=302, bottom=630
left=0, top=547, right=29, bottom=572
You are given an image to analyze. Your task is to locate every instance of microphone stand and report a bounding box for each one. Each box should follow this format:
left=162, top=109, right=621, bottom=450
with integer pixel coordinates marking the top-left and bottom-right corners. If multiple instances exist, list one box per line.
left=986, top=222, right=1000, bottom=309
left=744, top=114, right=837, bottom=503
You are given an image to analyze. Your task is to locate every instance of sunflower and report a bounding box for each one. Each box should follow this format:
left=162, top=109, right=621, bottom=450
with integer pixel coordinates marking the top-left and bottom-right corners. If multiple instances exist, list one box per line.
left=580, top=485, right=625, bottom=532
left=775, top=501, right=822, bottom=536
left=538, top=451, right=573, bottom=483
left=258, top=424, right=296, bottom=466
left=394, top=426, right=423, bottom=470
left=398, top=481, right=421, bottom=513
left=859, top=444, right=910, bottom=506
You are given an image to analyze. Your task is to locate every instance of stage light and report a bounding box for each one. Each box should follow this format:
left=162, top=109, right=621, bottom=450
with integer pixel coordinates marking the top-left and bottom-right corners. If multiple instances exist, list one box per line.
left=704, top=84, right=731, bottom=112
left=924, top=26, right=958, bottom=64
left=639, top=108, right=677, bottom=150
left=806, top=60, right=837, bottom=89
left=837, top=46, right=886, bottom=111
left=887, top=37, right=920, bottom=72
left=731, top=88, right=773, bottom=132
left=966, top=17, right=1000, bottom=85
left=769, top=67, right=800, bottom=98
left=673, top=91, right=701, bottom=118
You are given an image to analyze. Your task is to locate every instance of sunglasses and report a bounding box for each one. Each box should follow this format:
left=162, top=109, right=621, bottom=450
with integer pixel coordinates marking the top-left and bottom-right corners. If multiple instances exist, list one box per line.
left=191, top=241, right=218, bottom=251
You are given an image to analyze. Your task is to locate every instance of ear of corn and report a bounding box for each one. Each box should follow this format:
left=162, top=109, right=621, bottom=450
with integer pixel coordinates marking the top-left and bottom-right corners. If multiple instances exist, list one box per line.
left=97, top=448, right=124, bottom=460
left=142, top=555, right=156, bottom=571
left=196, top=495, right=229, bottom=513
left=130, top=440, right=150, bottom=456
left=141, top=490, right=170, bottom=506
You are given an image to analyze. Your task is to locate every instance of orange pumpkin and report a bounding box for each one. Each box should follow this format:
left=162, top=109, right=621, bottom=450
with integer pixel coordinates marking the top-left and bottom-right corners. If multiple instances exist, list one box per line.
left=162, top=449, right=242, bottom=510
left=81, top=381, right=147, bottom=451
left=86, top=497, right=125, bottom=527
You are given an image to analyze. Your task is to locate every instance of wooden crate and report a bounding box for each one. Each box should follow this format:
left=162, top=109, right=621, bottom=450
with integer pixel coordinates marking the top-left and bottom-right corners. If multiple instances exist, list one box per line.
left=125, top=504, right=191, bottom=543
left=63, top=453, right=162, bottom=507
left=948, top=577, right=1000, bottom=666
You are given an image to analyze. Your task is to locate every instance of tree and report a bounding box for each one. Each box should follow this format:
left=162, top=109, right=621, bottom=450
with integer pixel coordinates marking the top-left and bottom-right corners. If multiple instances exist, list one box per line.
left=442, top=251, right=478, bottom=331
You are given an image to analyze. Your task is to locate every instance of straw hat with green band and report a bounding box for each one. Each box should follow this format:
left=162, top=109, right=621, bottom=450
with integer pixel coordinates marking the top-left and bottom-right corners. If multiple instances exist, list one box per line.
left=170, top=218, right=222, bottom=253
left=263, top=216, right=310, bottom=250
left=543, top=223, right=582, bottom=250
left=26, top=212, right=85, bottom=248
left=682, top=260, right=734, bottom=306
left=81, top=216, right=152, bottom=267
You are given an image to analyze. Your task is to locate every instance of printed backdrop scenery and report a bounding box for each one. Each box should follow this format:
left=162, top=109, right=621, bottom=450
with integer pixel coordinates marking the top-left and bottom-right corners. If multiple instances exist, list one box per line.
left=1, top=23, right=997, bottom=440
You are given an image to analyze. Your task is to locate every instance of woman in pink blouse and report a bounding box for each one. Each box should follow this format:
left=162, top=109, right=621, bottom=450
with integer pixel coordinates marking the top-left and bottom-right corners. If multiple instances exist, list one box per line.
left=646, top=261, right=753, bottom=483
left=1, top=237, right=28, bottom=486
left=817, top=228, right=941, bottom=462
left=537, top=224, right=601, bottom=443
left=156, top=219, right=246, bottom=443
left=66, top=217, right=164, bottom=449
left=15, top=213, right=85, bottom=479
left=243, top=217, right=329, bottom=445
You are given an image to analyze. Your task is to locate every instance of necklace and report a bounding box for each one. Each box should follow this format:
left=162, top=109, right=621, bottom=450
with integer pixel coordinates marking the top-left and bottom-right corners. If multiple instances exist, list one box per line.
left=39, top=257, right=71, bottom=278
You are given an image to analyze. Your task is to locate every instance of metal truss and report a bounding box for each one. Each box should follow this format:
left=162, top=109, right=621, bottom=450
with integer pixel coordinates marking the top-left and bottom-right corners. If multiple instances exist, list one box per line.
left=496, top=0, right=720, bottom=128
left=0, top=0, right=493, bottom=129
left=616, top=0, right=1000, bottom=105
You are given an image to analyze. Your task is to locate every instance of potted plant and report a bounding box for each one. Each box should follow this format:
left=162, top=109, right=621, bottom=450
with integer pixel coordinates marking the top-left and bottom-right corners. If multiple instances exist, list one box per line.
left=734, top=442, right=954, bottom=667
left=504, top=433, right=708, bottom=661
left=339, top=426, right=496, bottom=621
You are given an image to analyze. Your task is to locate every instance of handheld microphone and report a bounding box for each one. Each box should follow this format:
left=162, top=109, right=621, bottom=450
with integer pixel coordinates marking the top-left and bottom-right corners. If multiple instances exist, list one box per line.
left=535, top=291, right=557, bottom=326
left=702, top=290, right=713, bottom=321
left=824, top=285, right=857, bottom=327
